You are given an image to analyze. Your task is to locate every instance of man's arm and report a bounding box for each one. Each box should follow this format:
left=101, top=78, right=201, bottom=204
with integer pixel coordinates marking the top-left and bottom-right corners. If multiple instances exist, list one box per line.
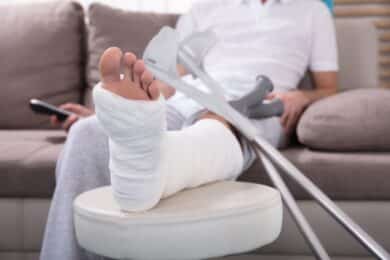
left=267, top=71, right=338, bottom=134
left=302, top=71, right=338, bottom=104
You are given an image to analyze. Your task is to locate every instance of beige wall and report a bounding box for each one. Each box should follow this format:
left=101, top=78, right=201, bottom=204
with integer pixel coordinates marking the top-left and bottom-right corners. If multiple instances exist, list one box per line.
left=335, top=0, right=390, bottom=88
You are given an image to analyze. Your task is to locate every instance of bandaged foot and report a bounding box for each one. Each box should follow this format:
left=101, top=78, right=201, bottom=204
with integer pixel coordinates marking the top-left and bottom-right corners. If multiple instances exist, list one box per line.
left=94, top=47, right=244, bottom=212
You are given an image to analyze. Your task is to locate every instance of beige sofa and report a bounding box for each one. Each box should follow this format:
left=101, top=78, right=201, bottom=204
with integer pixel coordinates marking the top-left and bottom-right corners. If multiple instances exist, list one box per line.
left=0, top=1, right=389, bottom=260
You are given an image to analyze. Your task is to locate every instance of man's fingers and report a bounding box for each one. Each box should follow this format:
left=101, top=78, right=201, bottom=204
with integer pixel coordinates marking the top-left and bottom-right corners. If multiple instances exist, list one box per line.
left=280, top=112, right=289, bottom=129
left=286, top=110, right=301, bottom=134
left=59, top=103, right=84, bottom=114
left=50, top=115, right=60, bottom=126
left=51, top=103, right=93, bottom=131
left=286, top=113, right=297, bottom=134
left=62, top=114, right=79, bottom=131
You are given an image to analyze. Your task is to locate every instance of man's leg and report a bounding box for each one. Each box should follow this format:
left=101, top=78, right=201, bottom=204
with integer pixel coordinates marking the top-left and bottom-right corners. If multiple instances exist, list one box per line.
left=240, top=116, right=288, bottom=172
left=40, top=116, right=111, bottom=260
left=94, top=47, right=244, bottom=211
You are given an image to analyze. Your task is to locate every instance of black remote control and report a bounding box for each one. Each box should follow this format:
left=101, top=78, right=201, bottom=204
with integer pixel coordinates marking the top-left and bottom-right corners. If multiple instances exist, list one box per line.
left=29, top=99, right=73, bottom=122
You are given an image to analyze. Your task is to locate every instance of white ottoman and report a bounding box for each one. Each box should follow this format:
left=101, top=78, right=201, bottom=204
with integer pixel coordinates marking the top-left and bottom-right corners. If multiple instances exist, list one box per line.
left=73, top=181, right=282, bottom=260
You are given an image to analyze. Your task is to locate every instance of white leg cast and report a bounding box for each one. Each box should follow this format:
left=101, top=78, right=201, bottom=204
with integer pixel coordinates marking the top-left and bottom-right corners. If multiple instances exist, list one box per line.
left=93, top=83, right=167, bottom=212
left=93, top=84, right=244, bottom=212
left=161, top=118, right=244, bottom=198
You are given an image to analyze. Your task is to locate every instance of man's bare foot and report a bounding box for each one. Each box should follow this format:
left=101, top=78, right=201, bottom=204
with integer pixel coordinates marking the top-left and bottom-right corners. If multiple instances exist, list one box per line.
left=98, top=47, right=231, bottom=131
left=99, top=47, right=161, bottom=101
left=95, top=47, right=175, bottom=212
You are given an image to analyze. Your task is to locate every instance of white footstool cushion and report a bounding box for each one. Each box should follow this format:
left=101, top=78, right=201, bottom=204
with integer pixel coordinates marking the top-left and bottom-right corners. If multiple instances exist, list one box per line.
left=74, top=181, right=283, bottom=260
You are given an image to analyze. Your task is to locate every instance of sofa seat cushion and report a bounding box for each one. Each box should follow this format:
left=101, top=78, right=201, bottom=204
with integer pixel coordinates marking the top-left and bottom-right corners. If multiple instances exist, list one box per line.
left=297, top=88, right=390, bottom=152
left=239, top=147, right=390, bottom=200
left=2, top=130, right=389, bottom=201
left=0, top=1, right=85, bottom=129
left=0, top=130, right=64, bottom=198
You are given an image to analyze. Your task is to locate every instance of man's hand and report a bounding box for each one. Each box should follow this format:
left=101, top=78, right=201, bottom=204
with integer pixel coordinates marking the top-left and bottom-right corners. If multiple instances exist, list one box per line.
left=267, top=72, right=338, bottom=134
left=50, top=103, right=94, bottom=131
left=267, top=91, right=310, bottom=135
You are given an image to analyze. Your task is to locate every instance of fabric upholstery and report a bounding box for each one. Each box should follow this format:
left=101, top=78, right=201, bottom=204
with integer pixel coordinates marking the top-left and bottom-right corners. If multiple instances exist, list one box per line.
left=86, top=3, right=178, bottom=107
left=0, top=1, right=85, bottom=129
left=239, top=147, right=390, bottom=200
left=297, top=88, right=390, bottom=151
left=335, top=19, right=378, bottom=91
left=0, top=199, right=50, bottom=256
left=0, top=130, right=64, bottom=198
left=256, top=201, right=390, bottom=256
left=1, top=127, right=390, bottom=200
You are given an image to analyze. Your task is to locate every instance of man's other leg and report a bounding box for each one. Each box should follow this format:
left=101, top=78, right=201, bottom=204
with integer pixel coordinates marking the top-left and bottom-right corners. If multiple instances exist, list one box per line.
left=40, top=116, right=111, bottom=260
left=240, top=116, right=288, bottom=172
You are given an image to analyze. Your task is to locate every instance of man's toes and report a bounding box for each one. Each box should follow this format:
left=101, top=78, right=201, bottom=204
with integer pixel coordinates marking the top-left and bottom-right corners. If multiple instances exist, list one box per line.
left=133, top=60, right=146, bottom=86
left=148, top=82, right=161, bottom=100
left=99, top=47, right=123, bottom=85
left=123, top=52, right=137, bottom=81
left=141, top=70, right=154, bottom=91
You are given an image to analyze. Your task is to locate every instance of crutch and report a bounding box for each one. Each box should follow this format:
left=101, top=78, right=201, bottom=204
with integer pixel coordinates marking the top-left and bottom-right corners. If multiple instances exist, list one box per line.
left=143, top=27, right=390, bottom=260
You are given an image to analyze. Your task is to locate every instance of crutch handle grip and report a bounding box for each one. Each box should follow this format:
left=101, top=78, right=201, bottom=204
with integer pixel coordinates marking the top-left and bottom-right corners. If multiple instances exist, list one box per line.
left=229, top=75, right=284, bottom=119
left=248, top=99, right=284, bottom=119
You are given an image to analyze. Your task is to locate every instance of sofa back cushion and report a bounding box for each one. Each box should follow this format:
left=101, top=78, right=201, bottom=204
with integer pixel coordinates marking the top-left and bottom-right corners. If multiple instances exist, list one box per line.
left=336, top=19, right=378, bottom=91
left=297, top=88, right=390, bottom=151
left=86, top=4, right=178, bottom=107
left=0, top=1, right=85, bottom=129
left=299, top=19, right=378, bottom=91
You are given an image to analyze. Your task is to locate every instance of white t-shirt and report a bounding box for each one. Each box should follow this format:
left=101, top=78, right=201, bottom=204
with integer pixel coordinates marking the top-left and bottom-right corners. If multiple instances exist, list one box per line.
left=167, top=0, right=339, bottom=118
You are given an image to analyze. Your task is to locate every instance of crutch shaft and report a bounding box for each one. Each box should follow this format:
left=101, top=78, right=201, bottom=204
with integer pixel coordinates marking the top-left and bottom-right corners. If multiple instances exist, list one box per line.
left=255, top=147, right=330, bottom=260
left=253, top=137, right=390, bottom=260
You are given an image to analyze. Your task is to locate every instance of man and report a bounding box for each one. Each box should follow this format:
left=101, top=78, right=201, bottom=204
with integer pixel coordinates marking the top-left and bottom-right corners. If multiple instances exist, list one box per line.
left=41, top=0, right=338, bottom=259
